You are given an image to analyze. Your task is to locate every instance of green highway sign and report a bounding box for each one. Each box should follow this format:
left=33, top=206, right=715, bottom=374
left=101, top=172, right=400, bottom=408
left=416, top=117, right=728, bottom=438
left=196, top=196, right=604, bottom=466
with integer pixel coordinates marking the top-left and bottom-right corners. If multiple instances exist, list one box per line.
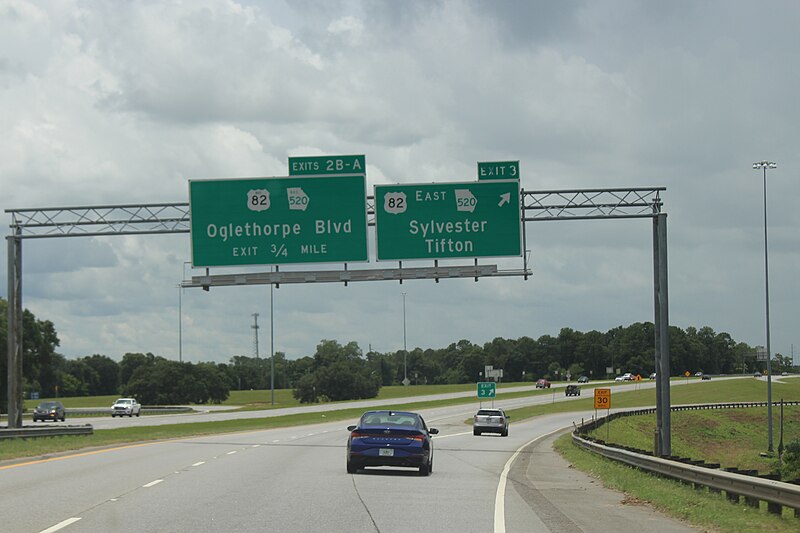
left=477, top=382, right=496, bottom=398
left=189, top=175, right=368, bottom=267
left=478, top=160, right=519, bottom=180
left=289, top=154, right=366, bottom=176
left=374, top=180, right=522, bottom=261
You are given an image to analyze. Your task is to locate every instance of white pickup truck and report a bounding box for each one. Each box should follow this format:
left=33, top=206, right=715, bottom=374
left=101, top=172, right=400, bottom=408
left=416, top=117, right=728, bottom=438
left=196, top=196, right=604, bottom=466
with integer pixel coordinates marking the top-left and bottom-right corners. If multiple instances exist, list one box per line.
left=111, top=398, right=141, bottom=417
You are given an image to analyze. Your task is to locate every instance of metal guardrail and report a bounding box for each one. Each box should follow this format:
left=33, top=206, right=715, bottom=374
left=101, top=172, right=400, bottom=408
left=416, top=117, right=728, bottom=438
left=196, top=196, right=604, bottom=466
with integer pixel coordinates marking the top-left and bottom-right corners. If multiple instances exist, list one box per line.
left=572, top=402, right=800, bottom=514
left=0, top=424, right=93, bottom=439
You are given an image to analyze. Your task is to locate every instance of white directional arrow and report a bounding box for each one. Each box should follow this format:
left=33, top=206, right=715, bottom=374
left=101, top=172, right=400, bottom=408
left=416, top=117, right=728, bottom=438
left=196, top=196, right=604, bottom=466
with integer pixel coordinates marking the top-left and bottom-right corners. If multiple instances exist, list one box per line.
left=498, top=193, right=511, bottom=207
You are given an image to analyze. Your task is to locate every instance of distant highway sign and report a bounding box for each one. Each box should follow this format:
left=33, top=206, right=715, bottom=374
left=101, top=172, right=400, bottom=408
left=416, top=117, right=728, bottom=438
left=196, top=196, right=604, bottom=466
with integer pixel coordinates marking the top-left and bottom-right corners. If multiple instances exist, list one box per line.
left=478, top=160, right=519, bottom=180
left=477, top=382, right=497, bottom=398
left=288, top=155, right=365, bottom=176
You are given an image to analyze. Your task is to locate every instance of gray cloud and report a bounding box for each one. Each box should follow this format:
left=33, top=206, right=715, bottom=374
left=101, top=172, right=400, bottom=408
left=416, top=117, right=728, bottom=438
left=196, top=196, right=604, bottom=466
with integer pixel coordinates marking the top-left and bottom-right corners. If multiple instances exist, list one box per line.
left=2, top=1, right=798, bottom=365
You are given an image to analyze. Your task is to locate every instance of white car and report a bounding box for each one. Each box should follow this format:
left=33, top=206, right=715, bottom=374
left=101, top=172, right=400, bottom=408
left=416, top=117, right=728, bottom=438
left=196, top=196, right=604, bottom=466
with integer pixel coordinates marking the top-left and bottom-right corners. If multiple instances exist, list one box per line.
left=111, top=398, right=141, bottom=417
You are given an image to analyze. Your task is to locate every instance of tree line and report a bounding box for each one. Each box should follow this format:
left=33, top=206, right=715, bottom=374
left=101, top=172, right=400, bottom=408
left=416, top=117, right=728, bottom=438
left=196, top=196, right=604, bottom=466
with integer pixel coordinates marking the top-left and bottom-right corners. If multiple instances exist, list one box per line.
left=1, top=297, right=795, bottom=406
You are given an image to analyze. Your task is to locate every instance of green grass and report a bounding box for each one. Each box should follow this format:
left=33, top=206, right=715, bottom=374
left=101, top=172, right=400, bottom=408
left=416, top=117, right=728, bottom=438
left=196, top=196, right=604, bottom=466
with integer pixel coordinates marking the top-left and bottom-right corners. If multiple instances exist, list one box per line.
left=502, top=376, right=800, bottom=423
left=555, top=434, right=800, bottom=532
left=587, top=406, right=800, bottom=473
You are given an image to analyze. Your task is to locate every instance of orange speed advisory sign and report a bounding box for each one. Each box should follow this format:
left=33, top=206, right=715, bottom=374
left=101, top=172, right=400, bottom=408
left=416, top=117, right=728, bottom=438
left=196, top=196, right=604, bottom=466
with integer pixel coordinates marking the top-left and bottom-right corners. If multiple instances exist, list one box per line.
left=594, top=388, right=611, bottom=409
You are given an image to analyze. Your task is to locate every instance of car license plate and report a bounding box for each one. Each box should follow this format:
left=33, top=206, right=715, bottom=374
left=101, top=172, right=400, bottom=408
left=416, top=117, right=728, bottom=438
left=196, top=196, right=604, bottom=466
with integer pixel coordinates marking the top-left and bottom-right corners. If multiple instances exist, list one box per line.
left=379, top=448, right=394, bottom=457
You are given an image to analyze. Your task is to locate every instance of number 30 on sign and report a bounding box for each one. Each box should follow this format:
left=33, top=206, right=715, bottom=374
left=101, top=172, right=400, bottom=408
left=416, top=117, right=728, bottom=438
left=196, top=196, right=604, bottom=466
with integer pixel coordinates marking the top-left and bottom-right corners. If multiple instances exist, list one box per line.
left=594, top=388, right=611, bottom=410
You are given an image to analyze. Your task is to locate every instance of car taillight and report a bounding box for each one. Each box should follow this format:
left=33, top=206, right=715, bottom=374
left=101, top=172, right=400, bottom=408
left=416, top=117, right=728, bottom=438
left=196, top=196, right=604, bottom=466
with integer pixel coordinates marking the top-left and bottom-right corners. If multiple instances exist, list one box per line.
left=408, top=433, right=425, bottom=442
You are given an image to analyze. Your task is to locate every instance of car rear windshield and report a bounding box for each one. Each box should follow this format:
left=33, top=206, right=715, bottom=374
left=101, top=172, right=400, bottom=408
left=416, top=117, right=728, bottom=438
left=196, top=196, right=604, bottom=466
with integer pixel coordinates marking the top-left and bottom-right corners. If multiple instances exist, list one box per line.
left=361, top=413, right=420, bottom=427
left=477, top=410, right=502, bottom=416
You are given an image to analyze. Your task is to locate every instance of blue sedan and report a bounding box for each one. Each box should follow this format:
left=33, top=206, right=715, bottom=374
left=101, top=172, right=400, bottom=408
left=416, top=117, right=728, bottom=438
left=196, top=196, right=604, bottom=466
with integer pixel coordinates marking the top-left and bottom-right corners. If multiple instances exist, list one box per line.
left=346, top=410, right=439, bottom=476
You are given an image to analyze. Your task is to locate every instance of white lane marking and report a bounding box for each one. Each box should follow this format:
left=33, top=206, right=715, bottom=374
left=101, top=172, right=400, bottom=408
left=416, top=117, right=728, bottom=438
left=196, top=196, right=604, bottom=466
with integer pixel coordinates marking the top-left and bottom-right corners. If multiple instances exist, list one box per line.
left=432, top=431, right=472, bottom=439
left=252, top=444, right=261, bottom=448
left=494, top=427, right=564, bottom=533
left=192, top=461, right=205, bottom=467
left=142, top=479, right=163, bottom=488
left=227, top=451, right=237, bottom=455
left=40, top=517, right=81, bottom=533
left=272, top=439, right=280, bottom=443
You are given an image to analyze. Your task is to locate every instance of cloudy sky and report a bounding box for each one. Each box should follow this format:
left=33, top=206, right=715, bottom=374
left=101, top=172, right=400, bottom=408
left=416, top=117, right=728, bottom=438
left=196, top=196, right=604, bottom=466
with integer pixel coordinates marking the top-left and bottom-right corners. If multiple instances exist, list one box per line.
left=2, top=1, right=798, bottom=368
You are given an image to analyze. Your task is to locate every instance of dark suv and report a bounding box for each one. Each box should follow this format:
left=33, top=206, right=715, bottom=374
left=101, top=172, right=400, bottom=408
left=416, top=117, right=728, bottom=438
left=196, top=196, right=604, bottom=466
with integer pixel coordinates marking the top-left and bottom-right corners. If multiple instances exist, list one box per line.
left=565, top=384, right=581, bottom=396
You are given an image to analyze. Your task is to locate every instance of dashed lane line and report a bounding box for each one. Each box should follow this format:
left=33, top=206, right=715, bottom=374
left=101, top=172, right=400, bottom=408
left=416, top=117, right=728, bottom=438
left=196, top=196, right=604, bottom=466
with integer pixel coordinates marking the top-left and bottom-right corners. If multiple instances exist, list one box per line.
left=39, top=517, right=81, bottom=533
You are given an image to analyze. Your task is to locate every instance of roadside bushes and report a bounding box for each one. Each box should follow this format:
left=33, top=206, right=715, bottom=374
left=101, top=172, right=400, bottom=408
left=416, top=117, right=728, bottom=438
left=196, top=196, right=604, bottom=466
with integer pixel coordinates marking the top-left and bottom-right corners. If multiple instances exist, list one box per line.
left=780, top=439, right=800, bottom=481
left=125, top=359, right=230, bottom=405
left=292, top=340, right=380, bottom=403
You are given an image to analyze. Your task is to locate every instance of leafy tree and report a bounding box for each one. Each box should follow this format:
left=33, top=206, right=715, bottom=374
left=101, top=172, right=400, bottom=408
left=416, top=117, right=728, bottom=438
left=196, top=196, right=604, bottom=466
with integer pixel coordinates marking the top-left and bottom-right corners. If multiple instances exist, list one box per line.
left=567, top=363, right=585, bottom=380
left=58, top=372, right=87, bottom=397
left=81, top=354, right=121, bottom=395
left=292, top=373, right=318, bottom=403
left=62, top=358, right=99, bottom=396
left=366, top=350, right=396, bottom=387
left=292, top=341, right=380, bottom=403
left=125, top=360, right=229, bottom=404
left=21, top=309, right=61, bottom=396
left=119, top=352, right=162, bottom=388
left=315, top=360, right=379, bottom=401
left=774, top=354, right=793, bottom=374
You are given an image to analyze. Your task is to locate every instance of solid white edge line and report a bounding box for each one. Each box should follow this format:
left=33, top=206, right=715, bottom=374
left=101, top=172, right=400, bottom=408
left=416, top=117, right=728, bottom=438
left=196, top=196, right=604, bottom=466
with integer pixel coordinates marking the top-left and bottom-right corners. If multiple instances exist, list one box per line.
left=39, top=517, right=81, bottom=533
left=493, top=427, right=565, bottom=533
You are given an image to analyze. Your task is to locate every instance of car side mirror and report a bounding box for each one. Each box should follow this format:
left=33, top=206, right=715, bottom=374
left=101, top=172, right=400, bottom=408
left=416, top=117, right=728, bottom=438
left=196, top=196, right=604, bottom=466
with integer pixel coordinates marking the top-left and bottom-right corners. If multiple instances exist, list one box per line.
left=428, top=428, right=439, bottom=435
left=347, top=425, right=357, bottom=431
left=506, top=415, right=511, bottom=419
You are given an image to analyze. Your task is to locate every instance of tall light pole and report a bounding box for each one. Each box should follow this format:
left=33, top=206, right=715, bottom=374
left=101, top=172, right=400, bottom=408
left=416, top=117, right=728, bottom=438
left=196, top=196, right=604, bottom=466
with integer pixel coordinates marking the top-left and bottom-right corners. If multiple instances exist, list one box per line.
left=753, top=160, right=776, bottom=452
left=402, top=292, right=408, bottom=385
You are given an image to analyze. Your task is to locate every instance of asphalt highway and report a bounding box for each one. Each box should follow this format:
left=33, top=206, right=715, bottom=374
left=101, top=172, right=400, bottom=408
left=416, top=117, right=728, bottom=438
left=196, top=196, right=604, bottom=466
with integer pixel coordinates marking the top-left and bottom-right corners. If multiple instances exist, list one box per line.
left=2, top=381, right=706, bottom=533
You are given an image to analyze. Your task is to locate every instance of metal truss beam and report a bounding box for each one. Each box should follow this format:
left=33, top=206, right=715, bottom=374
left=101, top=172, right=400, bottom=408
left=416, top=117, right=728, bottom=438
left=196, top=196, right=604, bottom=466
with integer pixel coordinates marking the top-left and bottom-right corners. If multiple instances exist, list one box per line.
left=5, top=188, right=665, bottom=238
left=5, top=203, right=191, bottom=238
left=522, top=187, right=664, bottom=221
